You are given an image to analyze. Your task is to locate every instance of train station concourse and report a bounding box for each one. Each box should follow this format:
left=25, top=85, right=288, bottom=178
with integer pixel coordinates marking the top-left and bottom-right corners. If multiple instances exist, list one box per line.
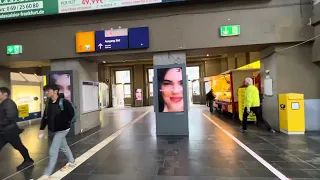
left=1, top=0, right=320, bottom=179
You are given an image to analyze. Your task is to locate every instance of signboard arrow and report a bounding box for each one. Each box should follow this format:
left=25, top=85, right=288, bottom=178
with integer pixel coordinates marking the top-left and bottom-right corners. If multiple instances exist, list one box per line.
left=8, top=47, right=12, bottom=52
left=98, top=43, right=103, bottom=49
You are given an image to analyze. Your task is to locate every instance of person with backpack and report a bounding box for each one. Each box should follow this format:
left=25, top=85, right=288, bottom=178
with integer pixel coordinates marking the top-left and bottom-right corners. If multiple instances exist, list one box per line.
left=0, top=87, right=34, bottom=171
left=37, top=84, right=76, bottom=180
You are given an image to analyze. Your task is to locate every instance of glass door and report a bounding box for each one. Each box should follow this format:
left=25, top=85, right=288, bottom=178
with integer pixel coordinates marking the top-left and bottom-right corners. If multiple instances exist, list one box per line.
left=114, top=70, right=131, bottom=107
left=115, top=84, right=125, bottom=107
left=148, top=69, right=154, bottom=105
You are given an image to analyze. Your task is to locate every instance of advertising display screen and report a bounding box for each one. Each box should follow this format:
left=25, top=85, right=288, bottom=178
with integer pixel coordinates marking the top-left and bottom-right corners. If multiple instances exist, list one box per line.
left=49, top=73, right=72, bottom=101
left=135, top=88, right=142, bottom=100
left=11, top=85, right=41, bottom=121
left=157, top=67, right=184, bottom=112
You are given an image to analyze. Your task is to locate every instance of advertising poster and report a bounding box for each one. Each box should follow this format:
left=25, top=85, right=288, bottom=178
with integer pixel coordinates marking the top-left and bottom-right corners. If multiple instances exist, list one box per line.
left=0, top=0, right=58, bottom=20
left=135, top=88, right=142, bottom=101
left=157, top=67, right=184, bottom=113
left=58, top=0, right=162, bottom=13
left=49, top=73, right=72, bottom=101
left=12, top=85, right=41, bottom=121
left=0, top=0, right=186, bottom=20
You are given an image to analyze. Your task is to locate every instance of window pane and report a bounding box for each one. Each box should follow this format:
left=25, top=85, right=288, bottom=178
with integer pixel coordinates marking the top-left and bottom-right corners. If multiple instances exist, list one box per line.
left=192, top=80, right=200, bottom=95
left=124, top=84, right=131, bottom=98
left=149, top=83, right=153, bottom=97
left=148, top=69, right=154, bottom=82
left=116, top=70, right=130, bottom=83
left=187, top=66, right=200, bottom=80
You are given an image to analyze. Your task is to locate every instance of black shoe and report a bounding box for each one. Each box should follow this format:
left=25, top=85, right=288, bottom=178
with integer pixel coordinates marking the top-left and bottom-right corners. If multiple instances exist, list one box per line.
left=17, top=159, right=34, bottom=171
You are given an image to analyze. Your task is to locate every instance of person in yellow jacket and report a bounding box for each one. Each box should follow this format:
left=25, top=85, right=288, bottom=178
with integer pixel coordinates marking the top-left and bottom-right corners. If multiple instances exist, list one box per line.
left=242, top=77, right=275, bottom=133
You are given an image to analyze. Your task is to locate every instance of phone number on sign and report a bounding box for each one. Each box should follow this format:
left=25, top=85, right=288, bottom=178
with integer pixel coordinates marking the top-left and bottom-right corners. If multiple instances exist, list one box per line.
left=0, top=1, right=43, bottom=13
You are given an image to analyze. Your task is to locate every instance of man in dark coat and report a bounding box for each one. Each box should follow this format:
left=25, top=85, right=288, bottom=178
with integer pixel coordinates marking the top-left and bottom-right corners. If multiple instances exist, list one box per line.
left=0, top=87, right=34, bottom=171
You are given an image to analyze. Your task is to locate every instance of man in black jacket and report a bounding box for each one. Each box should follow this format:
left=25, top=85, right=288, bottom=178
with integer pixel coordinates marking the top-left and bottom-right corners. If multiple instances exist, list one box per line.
left=0, top=87, right=34, bottom=171
left=37, top=84, right=76, bottom=180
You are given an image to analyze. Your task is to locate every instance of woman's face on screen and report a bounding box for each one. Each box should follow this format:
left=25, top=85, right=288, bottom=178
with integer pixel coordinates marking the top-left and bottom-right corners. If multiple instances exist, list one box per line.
left=55, top=74, right=71, bottom=101
left=135, top=89, right=142, bottom=100
left=160, top=68, right=184, bottom=112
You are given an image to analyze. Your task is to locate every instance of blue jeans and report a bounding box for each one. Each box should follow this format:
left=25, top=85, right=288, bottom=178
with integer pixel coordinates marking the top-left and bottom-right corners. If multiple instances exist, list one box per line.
left=44, top=129, right=74, bottom=176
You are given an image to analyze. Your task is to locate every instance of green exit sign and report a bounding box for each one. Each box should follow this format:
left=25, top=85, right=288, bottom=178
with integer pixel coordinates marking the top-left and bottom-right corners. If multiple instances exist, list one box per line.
left=220, top=25, right=241, bottom=37
left=7, top=45, right=23, bottom=55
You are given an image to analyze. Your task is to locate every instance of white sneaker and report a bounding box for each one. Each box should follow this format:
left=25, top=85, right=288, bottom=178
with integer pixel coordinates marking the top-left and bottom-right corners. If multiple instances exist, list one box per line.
left=60, top=161, right=77, bottom=171
left=37, top=175, right=50, bottom=180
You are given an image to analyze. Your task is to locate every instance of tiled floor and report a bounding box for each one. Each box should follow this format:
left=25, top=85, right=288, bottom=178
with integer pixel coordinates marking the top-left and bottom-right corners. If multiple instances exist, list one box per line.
left=1, top=106, right=320, bottom=180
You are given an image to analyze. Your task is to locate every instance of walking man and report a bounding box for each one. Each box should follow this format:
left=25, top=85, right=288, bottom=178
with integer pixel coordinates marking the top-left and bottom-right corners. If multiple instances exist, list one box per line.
left=242, top=78, right=275, bottom=133
left=37, top=84, right=76, bottom=180
left=0, top=87, right=34, bottom=171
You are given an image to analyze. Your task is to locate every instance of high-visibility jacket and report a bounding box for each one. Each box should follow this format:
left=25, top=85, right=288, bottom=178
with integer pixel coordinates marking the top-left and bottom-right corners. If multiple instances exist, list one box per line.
left=245, top=85, right=260, bottom=109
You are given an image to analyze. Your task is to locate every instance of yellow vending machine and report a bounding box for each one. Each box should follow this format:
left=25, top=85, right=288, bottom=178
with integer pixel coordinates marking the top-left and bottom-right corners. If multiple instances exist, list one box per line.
left=278, top=93, right=305, bottom=134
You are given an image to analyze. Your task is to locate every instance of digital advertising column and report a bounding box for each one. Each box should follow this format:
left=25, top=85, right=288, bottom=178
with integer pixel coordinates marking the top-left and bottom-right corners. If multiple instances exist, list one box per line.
left=153, top=52, right=189, bottom=136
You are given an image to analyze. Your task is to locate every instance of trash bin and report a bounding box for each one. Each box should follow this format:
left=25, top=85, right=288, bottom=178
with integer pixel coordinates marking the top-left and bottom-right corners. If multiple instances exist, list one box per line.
left=278, top=93, right=305, bottom=134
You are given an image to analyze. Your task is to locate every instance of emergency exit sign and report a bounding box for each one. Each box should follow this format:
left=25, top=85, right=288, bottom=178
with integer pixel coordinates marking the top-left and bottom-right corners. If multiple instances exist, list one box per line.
left=220, top=25, right=241, bottom=37
left=7, top=45, right=23, bottom=55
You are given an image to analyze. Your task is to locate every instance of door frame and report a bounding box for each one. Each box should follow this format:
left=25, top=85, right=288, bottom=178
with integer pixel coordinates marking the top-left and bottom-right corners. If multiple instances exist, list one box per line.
left=111, top=67, right=134, bottom=107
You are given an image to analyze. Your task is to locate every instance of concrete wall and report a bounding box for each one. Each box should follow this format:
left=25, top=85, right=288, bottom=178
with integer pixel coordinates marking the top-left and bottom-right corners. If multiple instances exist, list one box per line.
left=261, top=43, right=320, bottom=131
left=51, top=59, right=100, bottom=135
left=312, top=1, right=320, bottom=64
left=0, top=67, right=10, bottom=87
left=205, top=60, right=221, bottom=77
left=0, top=0, right=313, bottom=64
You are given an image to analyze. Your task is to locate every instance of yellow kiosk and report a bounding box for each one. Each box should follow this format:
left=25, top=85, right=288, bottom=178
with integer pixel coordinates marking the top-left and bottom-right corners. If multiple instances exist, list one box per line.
left=279, top=93, right=305, bottom=134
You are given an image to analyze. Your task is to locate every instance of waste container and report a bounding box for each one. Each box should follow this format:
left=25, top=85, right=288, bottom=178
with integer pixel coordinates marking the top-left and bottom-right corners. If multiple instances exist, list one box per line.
left=278, top=93, right=305, bottom=134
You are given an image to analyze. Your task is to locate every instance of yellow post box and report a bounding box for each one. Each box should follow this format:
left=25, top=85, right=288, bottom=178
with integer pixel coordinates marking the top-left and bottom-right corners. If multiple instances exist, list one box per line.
left=278, top=93, right=305, bottom=134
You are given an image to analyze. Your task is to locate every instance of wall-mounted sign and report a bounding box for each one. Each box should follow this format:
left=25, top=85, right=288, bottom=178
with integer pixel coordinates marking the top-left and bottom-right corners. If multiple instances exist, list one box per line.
left=76, top=31, right=95, bottom=53
left=76, top=26, right=149, bottom=53
left=0, top=0, right=58, bottom=20
left=95, top=29, right=129, bottom=51
left=0, top=0, right=186, bottom=20
left=18, top=104, right=29, bottom=119
left=7, top=45, right=22, bottom=55
left=129, top=27, right=150, bottom=49
left=220, top=25, right=241, bottom=37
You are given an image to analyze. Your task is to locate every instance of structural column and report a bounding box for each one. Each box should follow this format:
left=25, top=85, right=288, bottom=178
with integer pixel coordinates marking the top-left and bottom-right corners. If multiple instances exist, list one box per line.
left=260, top=43, right=320, bottom=131
left=50, top=59, right=101, bottom=135
left=0, top=67, right=10, bottom=88
left=312, top=0, right=320, bottom=64
left=153, top=51, right=189, bottom=135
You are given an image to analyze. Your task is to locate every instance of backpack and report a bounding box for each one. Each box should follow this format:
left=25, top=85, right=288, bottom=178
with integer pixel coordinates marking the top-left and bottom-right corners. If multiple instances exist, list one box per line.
left=58, top=98, right=78, bottom=123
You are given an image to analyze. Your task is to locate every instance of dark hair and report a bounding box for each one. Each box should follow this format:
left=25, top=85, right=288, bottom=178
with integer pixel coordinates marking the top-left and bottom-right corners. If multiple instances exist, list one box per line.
left=43, top=84, right=60, bottom=92
left=0, top=87, right=10, bottom=96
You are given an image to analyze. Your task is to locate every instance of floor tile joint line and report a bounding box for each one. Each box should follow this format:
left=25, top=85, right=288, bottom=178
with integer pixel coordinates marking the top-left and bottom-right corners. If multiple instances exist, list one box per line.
left=202, top=113, right=290, bottom=180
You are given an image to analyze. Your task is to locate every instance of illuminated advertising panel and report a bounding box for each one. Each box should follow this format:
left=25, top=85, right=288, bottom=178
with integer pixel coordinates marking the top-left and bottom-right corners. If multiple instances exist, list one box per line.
left=157, top=67, right=184, bottom=112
